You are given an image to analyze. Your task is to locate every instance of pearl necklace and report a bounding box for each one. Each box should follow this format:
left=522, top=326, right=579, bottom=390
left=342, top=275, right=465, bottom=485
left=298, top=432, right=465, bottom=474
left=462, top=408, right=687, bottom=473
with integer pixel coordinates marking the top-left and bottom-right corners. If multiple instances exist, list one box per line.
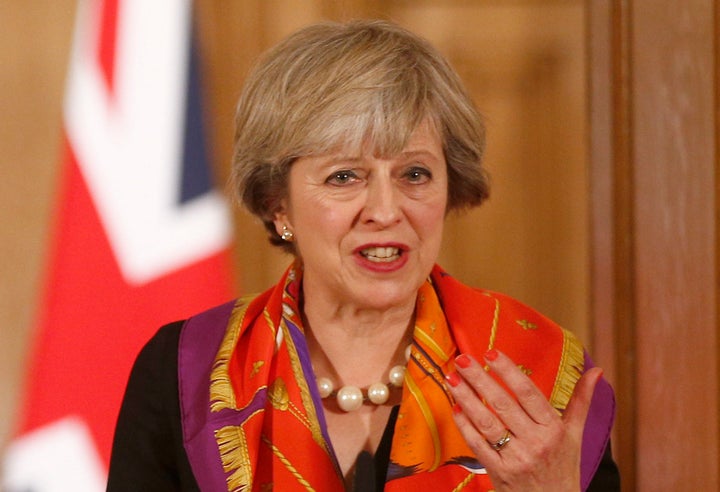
left=316, top=345, right=412, bottom=412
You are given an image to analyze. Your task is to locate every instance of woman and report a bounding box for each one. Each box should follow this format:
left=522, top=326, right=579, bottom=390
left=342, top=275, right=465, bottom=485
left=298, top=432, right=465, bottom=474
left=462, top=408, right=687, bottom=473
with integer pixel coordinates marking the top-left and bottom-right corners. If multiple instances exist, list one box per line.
left=107, top=20, right=618, bottom=491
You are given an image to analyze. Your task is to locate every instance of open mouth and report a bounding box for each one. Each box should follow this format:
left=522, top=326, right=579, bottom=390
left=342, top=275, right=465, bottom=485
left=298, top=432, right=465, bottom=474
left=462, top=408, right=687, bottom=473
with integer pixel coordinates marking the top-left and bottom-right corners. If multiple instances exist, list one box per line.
left=359, top=246, right=401, bottom=263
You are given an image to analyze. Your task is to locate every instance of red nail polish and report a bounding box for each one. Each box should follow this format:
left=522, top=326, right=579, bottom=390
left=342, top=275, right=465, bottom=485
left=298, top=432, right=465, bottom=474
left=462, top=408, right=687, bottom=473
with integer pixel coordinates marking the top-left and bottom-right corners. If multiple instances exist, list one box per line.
left=452, top=403, right=463, bottom=414
left=484, top=349, right=499, bottom=362
left=455, top=354, right=471, bottom=368
left=446, top=371, right=462, bottom=387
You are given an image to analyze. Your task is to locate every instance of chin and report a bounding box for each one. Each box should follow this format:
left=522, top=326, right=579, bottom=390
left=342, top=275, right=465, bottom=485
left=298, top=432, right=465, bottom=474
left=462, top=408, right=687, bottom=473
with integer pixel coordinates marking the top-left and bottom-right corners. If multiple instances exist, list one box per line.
left=355, top=282, right=419, bottom=310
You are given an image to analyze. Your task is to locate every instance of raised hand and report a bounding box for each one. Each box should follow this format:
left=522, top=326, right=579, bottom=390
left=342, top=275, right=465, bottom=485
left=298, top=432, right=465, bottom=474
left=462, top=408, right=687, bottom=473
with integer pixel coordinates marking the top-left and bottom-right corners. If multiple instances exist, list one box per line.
left=445, top=349, right=603, bottom=492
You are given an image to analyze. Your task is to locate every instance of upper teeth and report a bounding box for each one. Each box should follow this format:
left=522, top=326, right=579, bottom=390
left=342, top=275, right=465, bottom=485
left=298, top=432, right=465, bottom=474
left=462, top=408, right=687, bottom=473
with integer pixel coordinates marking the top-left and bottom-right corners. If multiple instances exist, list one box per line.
left=362, top=247, right=400, bottom=262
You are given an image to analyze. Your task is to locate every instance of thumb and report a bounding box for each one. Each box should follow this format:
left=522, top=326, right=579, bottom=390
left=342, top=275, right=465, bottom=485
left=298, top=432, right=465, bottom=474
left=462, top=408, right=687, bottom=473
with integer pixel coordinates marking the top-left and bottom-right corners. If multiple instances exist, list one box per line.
left=563, top=366, right=603, bottom=430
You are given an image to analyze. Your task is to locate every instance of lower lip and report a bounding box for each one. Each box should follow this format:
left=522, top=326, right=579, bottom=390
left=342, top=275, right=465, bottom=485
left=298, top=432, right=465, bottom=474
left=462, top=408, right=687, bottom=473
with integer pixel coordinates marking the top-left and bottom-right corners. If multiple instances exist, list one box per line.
left=354, top=251, right=409, bottom=273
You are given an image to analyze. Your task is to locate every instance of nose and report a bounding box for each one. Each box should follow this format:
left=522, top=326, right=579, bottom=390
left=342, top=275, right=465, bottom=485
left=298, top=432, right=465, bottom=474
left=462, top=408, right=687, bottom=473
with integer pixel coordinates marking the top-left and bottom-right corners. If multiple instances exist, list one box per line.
left=360, top=174, right=402, bottom=228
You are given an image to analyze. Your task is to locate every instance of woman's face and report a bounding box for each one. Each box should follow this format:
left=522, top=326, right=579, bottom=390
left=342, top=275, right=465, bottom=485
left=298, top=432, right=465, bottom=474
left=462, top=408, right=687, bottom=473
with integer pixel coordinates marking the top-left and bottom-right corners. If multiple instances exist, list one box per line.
left=274, top=121, right=448, bottom=311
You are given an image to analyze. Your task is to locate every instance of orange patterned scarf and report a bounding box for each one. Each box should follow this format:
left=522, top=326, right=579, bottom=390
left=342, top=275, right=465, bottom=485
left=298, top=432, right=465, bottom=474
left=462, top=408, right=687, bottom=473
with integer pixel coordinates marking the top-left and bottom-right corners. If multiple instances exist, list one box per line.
left=206, top=263, right=585, bottom=491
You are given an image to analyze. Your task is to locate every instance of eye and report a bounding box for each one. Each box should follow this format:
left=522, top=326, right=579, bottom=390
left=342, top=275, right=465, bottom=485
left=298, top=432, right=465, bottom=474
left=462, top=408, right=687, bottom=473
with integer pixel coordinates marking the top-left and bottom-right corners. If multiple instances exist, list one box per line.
left=404, top=166, right=432, bottom=184
left=326, top=169, right=359, bottom=186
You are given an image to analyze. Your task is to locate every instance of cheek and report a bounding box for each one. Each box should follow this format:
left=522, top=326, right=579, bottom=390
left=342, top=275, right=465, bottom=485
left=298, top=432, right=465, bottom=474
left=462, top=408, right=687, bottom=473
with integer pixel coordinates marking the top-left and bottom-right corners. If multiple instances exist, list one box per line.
left=291, top=190, right=333, bottom=221
left=427, top=218, right=446, bottom=249
left=295, top=199, right=351, bottom=239
left=316, top=203, right=351, bottom=229
left=418, top=198, right=447, bottom=233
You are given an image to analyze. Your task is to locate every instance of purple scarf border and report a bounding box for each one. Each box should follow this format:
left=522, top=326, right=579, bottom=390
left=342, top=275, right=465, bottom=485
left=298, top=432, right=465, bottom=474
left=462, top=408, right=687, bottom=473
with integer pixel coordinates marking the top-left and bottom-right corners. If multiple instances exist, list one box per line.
left=178, top=300, right=244, bottom=492
left=580, top=352, right=616, bottom=490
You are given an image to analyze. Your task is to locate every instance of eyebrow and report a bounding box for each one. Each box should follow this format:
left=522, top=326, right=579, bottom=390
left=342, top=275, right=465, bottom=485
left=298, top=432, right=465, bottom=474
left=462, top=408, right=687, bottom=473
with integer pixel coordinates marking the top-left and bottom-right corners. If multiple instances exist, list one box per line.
left=337, top=150, right=438, bottom=160
left=326, top=155, right=363, bottom=164
left=400, top=149, right=439, bottom=158
left=318, top=146, right=441, bottom=166
left=397, top=150, right=444, bottom=164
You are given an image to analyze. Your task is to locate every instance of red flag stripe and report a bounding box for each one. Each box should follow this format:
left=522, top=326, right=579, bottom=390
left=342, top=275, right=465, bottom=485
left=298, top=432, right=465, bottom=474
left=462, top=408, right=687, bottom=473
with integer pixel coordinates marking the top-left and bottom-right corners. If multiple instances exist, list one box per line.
left=96, top=0, right=118, bottom=96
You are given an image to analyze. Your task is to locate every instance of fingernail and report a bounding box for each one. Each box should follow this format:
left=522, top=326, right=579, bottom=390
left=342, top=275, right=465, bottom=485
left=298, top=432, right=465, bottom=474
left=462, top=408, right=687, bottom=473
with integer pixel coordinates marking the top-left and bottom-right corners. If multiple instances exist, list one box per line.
left=455, top=354, right=471, bottom=369
left=446, top=371, right=462, bottom=387
left=452, top=403, right=463, bottom=414
left=484, top=349, right=499, bottom=362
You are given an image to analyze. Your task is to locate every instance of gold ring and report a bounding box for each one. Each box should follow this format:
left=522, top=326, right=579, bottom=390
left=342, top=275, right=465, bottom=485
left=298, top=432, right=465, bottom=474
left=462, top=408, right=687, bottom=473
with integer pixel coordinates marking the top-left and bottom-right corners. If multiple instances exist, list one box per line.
left=489, top=429, right=512, bottom=451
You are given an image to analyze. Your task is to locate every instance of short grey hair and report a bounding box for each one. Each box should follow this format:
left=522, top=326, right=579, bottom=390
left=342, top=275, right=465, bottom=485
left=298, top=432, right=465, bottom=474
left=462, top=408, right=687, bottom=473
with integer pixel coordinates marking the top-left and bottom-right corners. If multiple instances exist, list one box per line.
left=231, top=20, right=489, bottom=252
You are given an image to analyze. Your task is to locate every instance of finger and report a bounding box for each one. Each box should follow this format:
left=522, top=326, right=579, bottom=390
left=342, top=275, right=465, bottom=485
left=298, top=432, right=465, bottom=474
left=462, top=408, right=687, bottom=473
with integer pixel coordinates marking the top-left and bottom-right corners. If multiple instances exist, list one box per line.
left=482, top=349, right=558, bottom=426
left=446, top=370, right=509, bottom=446
left=454, top=352, right=535, bottom=432
left=562, top=367, right=603, bottom=431
left=450, top=400, right=504, bottom=468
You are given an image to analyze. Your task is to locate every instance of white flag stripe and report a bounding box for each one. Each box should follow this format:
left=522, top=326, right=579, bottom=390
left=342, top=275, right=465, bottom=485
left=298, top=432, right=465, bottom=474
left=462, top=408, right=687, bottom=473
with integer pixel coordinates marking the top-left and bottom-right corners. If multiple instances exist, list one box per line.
left=65, top=0, right=231, bottom=285
left=3, top=417, right=107, bottom=492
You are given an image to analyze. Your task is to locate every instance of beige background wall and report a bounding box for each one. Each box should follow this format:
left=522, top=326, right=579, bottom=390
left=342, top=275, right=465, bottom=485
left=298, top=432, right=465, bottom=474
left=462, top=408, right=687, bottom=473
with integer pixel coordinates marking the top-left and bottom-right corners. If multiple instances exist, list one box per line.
left=1, top=0, right=76, bottom=458
left=2, top=0, right=590, bottom=480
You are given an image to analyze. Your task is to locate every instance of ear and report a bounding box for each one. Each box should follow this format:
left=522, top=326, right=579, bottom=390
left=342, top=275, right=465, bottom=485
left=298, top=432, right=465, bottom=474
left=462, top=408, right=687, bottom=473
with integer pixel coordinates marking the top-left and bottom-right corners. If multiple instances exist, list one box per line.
left=271, top=199, right=291, bottom=237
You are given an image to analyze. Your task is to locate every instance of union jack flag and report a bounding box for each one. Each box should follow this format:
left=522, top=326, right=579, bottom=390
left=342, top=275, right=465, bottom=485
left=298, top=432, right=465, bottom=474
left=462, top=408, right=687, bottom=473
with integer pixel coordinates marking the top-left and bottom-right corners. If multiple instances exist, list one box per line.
left=3, top=1, right=233, bottom=490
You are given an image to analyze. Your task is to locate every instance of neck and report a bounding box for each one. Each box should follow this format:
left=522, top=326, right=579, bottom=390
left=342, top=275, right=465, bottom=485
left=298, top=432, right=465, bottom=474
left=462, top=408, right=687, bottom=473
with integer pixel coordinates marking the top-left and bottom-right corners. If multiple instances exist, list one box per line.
left=301, top=291, right=416, bottom=390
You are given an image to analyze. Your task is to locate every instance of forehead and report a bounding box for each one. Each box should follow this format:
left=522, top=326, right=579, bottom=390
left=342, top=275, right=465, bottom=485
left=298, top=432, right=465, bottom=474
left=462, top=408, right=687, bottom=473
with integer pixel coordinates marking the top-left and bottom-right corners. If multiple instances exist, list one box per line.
left=317, top=118, right=444, bottom=161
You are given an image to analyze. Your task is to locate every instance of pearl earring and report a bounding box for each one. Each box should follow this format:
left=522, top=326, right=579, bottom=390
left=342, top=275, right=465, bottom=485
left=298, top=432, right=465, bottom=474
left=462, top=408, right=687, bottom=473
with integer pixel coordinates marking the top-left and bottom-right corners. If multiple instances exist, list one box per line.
left=281, top=226, right=294, bottom=242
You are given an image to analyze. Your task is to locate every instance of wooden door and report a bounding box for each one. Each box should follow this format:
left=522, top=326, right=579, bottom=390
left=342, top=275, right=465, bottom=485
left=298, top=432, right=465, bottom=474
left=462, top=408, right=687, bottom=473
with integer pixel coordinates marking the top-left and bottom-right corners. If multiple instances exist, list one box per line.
left=588, top=1, right=720, bottom=489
